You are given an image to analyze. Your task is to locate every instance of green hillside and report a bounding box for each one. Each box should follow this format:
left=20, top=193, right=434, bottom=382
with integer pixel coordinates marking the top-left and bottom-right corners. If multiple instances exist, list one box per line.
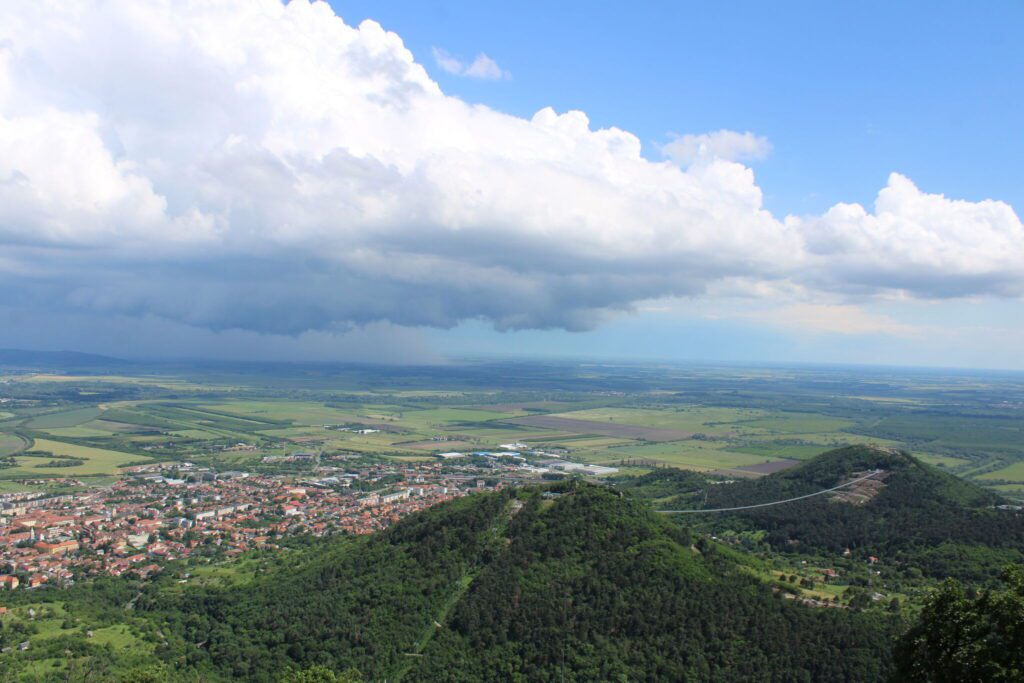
left=625, top=446, right=1024, bottom=581
left=138, top=483, right=895, bottom=682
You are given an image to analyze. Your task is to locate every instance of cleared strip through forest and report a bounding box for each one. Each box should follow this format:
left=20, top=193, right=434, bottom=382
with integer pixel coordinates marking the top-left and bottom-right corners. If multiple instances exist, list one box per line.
left=657, top=470, right=883, bottom=514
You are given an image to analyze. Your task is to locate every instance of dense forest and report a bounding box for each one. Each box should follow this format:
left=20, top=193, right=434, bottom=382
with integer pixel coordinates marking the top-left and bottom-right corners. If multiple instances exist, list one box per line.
left=130, top=482, right=898, bottom=682
left=407, top=484, right=896, bottom=682
left=621, top=446, right=1024, bottom=582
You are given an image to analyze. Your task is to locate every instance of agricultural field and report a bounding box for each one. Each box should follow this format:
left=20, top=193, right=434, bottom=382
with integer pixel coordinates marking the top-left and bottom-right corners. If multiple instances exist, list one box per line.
left=199, top=400, right=366, bottom=425
left=0, top=432, right=27, bottom=456
left=0, top=358, right=1020, bottom=493
left=581, top=440, right=776, bottom=472
left=3, top=438, right=149, bottom=477
left=914, top=452, right=973, bottom=469
left=26, top=406, right=102, bottom=429
left=538, top=406, right=764, bottom=434
left=505, top=414, right=694, bottom=442
left=976, top=461, right=1024, bottom=483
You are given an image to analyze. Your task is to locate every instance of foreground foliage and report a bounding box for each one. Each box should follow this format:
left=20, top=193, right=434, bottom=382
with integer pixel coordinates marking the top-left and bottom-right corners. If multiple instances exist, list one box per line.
left=893, top=566, right=1024, bottom=682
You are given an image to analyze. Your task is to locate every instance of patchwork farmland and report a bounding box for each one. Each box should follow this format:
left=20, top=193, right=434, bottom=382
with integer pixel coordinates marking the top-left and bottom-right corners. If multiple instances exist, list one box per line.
left=1, top=361, right=1020, bottom=492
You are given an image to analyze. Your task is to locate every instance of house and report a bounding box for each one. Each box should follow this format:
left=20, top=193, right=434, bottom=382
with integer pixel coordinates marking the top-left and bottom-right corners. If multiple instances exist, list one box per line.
left=136, top=519, right=162, bottom=532
left=33, top=540, right=79, bottom=555
left=0, top=575, right=19, bottom=590
left=379, top=490, right=411, bottom=505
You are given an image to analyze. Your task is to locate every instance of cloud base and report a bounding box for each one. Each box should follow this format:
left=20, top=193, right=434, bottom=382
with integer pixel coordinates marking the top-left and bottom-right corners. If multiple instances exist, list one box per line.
left=0, top=0, right=1021, bottom=343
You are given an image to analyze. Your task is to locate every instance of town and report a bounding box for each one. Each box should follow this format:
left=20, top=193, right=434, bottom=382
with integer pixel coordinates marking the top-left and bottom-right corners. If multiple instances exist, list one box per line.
left=0, top=456, right=570, bottom=591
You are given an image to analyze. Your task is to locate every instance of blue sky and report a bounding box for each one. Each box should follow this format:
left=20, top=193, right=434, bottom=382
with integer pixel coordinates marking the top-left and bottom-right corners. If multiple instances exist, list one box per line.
left=335, top=0, right=1024, bottom=367
left=0, top=1, right=1022, bottom=369
left=334, top=0, right=1023, bottom=215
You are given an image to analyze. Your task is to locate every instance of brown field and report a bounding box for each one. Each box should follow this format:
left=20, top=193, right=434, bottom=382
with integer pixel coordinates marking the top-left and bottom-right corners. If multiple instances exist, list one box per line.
left=503, top=415, right=693, bottom=442
left=733, top=459, right=801, bottom=474
left=709, top=459, right=801, bottom=478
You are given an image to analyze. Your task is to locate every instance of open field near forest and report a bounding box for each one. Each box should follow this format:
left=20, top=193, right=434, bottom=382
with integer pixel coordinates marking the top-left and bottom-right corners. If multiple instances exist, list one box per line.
left=914, top=452, right=972, bottom=469
left=575, top=440, right=775, bottom=471
left=539, top=406, right=763, bottom=434
left=732, top=459, right=802, bottom=475
left=201, top=400, right=369, bottom=425
left=731, top=443, right=831, bottom=459
left=504, top=414, right=694, bottom=442
left=0, top=432, right=28, bottom=456
left=42, top=425, right=121, bottom=438
left=976, top=461, right=1024, bottom=482
left=1, top=438, right=148, bottom=478
left=0, top=602, right=155, bottom=679
left=26, top=406, right=103, bottom=429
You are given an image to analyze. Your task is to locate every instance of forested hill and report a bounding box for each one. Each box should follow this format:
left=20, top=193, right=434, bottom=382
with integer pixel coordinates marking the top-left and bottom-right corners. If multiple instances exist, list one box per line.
left=636, top=445, right=1024, bottom=581
left=710, top=445, right=997, bottom=509
left=142, top=483, right=896, bottom=682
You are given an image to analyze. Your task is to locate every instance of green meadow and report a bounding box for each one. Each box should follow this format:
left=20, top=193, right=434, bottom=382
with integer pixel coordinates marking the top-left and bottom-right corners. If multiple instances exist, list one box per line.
left=977, top=461, right=1024, bottom=482
left=2, top=438, right=149, bottom=477
left=0, top=432, right=28, bottom=456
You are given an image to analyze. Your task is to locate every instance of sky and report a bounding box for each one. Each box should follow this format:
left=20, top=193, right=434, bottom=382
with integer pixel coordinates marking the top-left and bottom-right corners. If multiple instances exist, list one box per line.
left=0, top=0, right=1022, bottom=368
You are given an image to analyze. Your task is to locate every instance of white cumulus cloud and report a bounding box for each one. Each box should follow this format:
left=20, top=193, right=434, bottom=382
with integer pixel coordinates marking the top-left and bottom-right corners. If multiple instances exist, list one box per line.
left=0, top=0, right=1020, bottom=342
left=432, top=47, right=507, bottom=80
left=793, top=173, right=1024, bottom=298
left=663, top=130, right=773, bottom=166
